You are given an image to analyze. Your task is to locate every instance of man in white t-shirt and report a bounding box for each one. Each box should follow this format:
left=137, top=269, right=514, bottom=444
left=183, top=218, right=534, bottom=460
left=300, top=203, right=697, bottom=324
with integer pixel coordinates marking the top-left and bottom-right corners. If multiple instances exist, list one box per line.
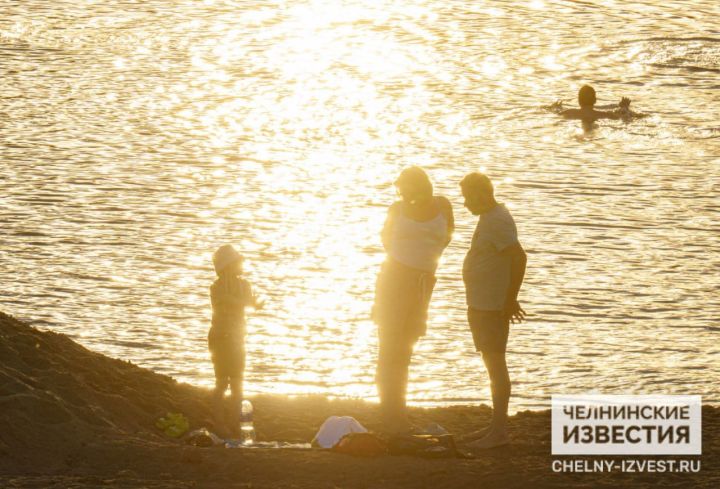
left=460, top=172, right=527, bottom=449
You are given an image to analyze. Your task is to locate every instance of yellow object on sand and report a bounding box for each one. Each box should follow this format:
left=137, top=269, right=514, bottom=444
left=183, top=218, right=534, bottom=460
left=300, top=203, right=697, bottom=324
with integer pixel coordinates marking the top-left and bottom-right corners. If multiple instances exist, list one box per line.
left=155, top=412, right=190, bottom=438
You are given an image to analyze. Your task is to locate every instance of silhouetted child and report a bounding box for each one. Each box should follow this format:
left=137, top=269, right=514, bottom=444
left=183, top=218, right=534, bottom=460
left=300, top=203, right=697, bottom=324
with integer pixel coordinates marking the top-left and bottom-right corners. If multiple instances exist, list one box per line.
left=550, top=85, right=646, bottom=125
left=209, top=244, right=263, bottom=433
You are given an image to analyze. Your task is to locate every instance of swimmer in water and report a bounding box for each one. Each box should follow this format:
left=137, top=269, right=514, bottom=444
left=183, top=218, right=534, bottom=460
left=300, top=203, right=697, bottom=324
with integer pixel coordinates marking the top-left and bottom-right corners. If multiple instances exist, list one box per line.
left=549, top=85, right=646, bottom=125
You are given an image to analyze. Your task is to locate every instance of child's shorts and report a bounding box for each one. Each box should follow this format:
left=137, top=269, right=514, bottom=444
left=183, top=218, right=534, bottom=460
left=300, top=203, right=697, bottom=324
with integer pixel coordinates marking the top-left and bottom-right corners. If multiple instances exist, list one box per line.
left=208, top=328, right=245, bottom=379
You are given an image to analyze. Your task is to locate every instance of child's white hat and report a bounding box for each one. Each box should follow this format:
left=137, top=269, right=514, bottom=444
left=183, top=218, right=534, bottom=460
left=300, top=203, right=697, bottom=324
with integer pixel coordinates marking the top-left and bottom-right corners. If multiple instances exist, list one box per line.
left=213, top=244, right=242, bottom=274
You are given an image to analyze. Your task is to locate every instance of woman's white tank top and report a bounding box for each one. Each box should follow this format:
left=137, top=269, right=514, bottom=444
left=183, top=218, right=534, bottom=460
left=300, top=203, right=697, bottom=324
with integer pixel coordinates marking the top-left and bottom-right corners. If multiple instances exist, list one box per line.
left=388, top=211, right=448, bottom=273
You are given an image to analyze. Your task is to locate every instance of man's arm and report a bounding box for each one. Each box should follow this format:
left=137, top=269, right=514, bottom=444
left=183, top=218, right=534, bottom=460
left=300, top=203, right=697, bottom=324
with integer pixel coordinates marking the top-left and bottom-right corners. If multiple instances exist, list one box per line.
left=595, top=98, right=646, bottom=120
left=593, top=110, right=624, bottom=120
left=595, top=97, right=630, bottom=110
left=560, top=108, right=582, bottom=120
left=501, top=242, right=527, bottom=323
left=562, top=108, right=628, bottom=121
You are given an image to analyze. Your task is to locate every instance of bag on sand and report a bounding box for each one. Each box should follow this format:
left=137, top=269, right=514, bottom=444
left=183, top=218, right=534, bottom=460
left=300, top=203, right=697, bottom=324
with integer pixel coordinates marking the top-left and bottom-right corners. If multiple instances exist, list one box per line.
left=185, top=428, right=224, bottom=447
left=387, top=434, right=470, bottom=459
left=331, top=432, right=388, bottom=457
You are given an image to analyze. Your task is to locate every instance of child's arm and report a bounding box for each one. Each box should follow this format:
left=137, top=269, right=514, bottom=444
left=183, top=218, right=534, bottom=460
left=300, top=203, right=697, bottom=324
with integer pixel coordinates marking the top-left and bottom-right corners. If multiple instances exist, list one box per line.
left=242, top=280, right=265, bottom=310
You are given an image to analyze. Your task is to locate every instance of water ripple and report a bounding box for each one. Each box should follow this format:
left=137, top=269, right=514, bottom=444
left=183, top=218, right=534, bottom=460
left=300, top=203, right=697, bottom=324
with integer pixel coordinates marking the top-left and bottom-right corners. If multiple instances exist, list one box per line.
left=1, top=0, right=718, bottom=409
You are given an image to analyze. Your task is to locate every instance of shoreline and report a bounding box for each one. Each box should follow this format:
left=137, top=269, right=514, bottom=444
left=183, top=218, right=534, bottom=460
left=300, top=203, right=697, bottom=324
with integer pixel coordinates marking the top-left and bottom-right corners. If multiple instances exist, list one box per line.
left=21, top=315, right=553, bottom=414
left=1, top=310, right=718, bottom=488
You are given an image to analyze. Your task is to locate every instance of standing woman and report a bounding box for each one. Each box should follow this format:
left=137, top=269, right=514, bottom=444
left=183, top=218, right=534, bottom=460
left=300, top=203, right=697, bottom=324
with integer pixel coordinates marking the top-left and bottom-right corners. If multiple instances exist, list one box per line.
left=373, top=166, right=454, bottom=431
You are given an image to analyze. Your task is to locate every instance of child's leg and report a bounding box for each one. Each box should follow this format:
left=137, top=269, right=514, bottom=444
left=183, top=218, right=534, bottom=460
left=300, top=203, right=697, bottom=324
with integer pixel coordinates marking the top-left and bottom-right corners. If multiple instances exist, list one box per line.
left=214, top=376, right=229, bottom=399
left=227, top=349, right=246, bottom=431
left=229, top=376, right=244, bottom=424
left=229, top=377, right=243, bottom=403
left=213, top=376, right=229, bottom=423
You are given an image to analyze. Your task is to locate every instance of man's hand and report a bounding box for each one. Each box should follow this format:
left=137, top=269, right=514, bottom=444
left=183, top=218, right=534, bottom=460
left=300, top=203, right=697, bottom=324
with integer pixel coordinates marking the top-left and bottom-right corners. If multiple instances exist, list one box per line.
left=504, top=300, right=526, bottom=324
left=619, top=97, right=631, bottom=110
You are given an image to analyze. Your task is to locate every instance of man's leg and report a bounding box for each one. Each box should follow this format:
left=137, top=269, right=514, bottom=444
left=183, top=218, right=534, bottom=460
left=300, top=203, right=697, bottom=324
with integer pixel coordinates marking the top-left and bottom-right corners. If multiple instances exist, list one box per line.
left=481, top=350, right=511, bottom=434
left=466, top=350, right=511, bottom=448
left=466, top=309, right=511, bottom=448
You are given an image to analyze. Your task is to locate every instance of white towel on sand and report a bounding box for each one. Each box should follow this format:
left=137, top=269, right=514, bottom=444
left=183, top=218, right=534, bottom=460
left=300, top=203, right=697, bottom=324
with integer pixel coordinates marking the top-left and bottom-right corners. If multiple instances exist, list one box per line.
left=312, top=416, right=368, bottom=448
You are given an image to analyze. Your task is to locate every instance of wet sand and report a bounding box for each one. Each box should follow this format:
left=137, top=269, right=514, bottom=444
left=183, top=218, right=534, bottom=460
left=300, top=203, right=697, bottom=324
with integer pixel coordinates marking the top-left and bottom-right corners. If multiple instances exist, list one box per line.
left=1, top=311, right=717, bottom=488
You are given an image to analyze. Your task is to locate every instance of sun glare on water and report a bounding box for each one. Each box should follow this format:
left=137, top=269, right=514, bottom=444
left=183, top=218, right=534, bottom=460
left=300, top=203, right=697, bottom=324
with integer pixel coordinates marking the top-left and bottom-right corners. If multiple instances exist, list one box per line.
left=2, top=0, right=718, bottom=409
left=165, top=2, right=452, bottom=398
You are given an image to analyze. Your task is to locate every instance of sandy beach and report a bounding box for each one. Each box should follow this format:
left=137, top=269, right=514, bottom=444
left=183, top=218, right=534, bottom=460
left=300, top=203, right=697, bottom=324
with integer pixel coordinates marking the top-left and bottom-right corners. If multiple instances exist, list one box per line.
left=1, top=311, right=717, bottom=488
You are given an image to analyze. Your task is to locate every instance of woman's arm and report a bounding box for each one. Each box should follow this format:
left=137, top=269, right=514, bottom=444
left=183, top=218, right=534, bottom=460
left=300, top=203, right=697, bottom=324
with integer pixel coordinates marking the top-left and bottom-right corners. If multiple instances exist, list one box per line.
left=437, top=196, right=454, bottom=247
left=380, top=202, right=401, bottom=252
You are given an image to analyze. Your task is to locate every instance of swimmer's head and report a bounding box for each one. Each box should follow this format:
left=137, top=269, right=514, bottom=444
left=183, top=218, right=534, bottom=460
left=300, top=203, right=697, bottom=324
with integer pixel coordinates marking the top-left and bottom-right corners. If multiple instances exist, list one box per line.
left=578, top=85, right=596, bottom=108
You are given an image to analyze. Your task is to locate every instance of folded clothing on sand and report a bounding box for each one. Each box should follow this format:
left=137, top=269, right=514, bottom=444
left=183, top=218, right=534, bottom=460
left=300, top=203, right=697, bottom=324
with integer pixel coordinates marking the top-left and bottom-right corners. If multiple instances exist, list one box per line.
left=312, top=416, right=368, bottom=448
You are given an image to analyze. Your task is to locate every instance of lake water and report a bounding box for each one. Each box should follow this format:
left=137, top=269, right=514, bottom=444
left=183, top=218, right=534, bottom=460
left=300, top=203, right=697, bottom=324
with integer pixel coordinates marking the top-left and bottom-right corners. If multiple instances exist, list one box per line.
left=2, top=0, right=719, bottom=411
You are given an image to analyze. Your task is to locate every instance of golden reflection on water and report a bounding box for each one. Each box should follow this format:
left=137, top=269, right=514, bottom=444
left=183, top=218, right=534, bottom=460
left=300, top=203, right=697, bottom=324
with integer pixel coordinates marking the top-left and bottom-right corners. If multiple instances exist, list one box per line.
left=1, top=0, right=719, bottom=409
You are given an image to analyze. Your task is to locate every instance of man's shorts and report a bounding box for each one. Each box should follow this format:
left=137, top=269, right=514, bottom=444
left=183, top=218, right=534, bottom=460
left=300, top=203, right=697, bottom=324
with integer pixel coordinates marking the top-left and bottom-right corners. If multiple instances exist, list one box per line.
left=467, top=308, right=509, bottom=353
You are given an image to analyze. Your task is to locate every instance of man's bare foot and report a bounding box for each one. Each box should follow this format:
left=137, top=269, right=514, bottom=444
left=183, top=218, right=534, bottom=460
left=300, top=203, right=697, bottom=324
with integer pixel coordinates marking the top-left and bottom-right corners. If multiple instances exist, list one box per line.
left=465, top=430, right=509, bottom=449
left=458, top=425, right=493, bottom=442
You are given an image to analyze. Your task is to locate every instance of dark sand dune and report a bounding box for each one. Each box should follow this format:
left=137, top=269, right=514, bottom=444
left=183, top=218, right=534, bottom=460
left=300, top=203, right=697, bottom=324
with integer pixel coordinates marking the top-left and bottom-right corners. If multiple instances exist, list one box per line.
left=0, top=311, right=717, bottom=488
